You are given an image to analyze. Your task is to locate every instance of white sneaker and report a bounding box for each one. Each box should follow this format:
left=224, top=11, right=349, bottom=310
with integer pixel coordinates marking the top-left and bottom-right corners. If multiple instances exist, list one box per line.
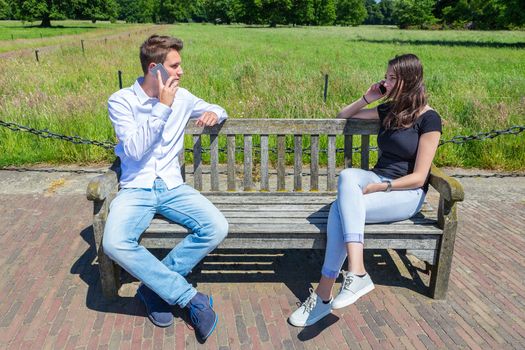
left=288, top=289, right=332, bottom=327
left=332, top=271, right=375, bottom=310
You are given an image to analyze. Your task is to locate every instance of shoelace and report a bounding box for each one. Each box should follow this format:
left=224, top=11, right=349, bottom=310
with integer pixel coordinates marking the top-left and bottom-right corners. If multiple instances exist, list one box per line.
left=341, top=271, right=355, bottom=291
left=189, top=302, right=206, bottom=326
left=302, top=289, right=317, bottom=313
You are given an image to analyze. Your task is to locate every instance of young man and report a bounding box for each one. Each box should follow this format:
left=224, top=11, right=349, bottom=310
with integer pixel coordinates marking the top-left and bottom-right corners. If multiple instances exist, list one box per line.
left=103, top=35, right=229, bottom=341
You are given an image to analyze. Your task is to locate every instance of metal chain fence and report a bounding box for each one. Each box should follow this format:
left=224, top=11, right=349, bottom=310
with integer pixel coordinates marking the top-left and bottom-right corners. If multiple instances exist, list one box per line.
left=1, top=119, right=524, bottom=154
left=0, top=120, right=116, bottom=150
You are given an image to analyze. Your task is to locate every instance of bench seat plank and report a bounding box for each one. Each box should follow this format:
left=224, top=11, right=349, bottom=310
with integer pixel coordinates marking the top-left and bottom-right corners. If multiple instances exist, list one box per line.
left=201, top=194, right=435, bottom=212
left=146, top=221, right=441, bottom=234
left=213, top=211, right=436, bottom=220
left=140, top=233, right=440, bottom=250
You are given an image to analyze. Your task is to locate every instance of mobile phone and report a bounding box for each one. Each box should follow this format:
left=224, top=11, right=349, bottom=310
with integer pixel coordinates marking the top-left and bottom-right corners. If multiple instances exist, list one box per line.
left=379, top=82, right=387, bottom=95
left=150, top=63, right=170, bottom=84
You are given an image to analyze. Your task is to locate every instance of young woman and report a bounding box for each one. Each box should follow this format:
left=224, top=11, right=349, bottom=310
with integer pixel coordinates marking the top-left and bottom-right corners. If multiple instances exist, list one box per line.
left=289, top=54, right=442, bottom=327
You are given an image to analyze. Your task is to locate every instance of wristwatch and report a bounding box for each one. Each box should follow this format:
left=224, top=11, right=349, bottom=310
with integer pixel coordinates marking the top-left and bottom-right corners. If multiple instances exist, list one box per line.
left=383, top=180, right=392, bottom=192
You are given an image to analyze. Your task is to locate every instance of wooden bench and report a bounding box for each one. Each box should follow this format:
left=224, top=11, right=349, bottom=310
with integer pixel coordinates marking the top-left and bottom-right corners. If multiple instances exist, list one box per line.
left=87, top=119, right=464, bottom=300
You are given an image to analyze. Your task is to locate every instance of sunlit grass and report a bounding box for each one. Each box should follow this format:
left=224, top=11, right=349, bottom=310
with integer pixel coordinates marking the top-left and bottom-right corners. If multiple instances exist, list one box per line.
left=0, top=20, right=154, bottom=53
left=0, top=23, right=524, bottom=169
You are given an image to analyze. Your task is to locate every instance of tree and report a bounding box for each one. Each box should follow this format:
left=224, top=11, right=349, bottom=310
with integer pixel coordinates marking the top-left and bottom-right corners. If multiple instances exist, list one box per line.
left=505, top=0, right=525, bottom=28
left=0, top=0, right=11, bottom=19
left=14, top=0, right=68, bottom=26
left=116, top=0, right=156, bottom=23
left=336, top=0, right=366, bottom=26
left=433, top=0, right=456, bottom=19
left=392, top=0, right=436, bottom=29
left=439, top=0, right=522, bottom=30
left=470, top=0, right=506, bottom=30
left=71, top=0, right=119, bottom=23
left=379, top=0, right=395, bottom=24
left=364, top=0, right=383, bottom=24
left=290, top=0, right=315, bottom=25
left=203, top=0, right=245, bottom=24
left=238, top=0, right=262, bottom=25
left=441, top=0, right=471, bottom=28
left=313, top=0, right=336, bottom=25
left=261, top=0, right=292, bottom=27
left=14, top=0, right=120, bottom=26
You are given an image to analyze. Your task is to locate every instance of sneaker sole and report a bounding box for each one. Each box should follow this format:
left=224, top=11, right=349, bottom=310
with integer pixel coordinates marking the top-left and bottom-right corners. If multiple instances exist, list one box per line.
left=202, top=296, right=218, bottom=340
left=288, top=308, right=332, bottom=327
left=137, top=288, right=174, bottom=328
left=332, top=283, right=375, bottom=310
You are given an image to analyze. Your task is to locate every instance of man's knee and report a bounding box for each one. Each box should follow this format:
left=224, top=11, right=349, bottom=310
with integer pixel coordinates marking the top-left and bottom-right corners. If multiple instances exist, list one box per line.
left=203, top=215, right=228, bottom=247
left=213, top=216, right=229, bottom=244
left=102, top=233, right=134, bottom=262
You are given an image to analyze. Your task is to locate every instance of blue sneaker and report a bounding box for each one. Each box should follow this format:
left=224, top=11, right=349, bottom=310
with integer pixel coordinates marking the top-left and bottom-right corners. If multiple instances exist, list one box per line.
left=136, top=284, right=174, bottom=327
left=186, top=292, right=218, bottom=341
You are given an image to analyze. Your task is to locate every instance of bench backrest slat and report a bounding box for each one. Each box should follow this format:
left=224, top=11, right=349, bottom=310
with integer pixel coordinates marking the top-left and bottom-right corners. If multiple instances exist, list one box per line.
left=193, top=135, right=202, bottom=191
left=184, top=119, right=380, bottom=192
left=277, top=135, right=286, bottom=191
left=327, top=135, right=337, bottom=191
left=310, top=135, right=319, bottom=191
left=344, top=135, right=353, bottom=169
left=361, top=135, right=370, bottom=170
left=244, top=135, right=254, bottom=191
left=260, top=135, right=270, bottom=191
left=185, top=119, right=379, bottom=135
left=294, top=135, right=303, bottom=191
left=227, top=135, right=236, bottom=191
left=210, top=134, right=220, bottom=191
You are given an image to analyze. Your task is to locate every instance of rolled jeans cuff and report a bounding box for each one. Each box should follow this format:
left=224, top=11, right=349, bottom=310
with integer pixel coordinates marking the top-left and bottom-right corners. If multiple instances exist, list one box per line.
left=321, top=266, right=340, bottom=279
left=343, top=233, right=364, bottom=244
left=178, top=288, right=198, bottom=308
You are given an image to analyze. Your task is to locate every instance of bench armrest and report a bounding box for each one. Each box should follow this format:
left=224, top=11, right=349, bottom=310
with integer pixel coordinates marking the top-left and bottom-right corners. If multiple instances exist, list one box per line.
left=429, top=164, right=464, bottom=203
left=86, top=159, right=120, bottom=201
left=86, top=170, right=118, bottom=201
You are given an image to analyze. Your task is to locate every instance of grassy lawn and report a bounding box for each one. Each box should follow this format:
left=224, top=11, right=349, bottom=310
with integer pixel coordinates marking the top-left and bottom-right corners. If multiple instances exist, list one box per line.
left=0, top=20, right=153, bottom=53
left=0, top=23, right=524, bottom=169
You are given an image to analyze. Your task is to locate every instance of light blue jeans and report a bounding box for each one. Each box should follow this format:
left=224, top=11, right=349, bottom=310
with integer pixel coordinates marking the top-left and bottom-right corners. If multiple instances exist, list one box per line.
left=321, top=168, right=425, bottom=279
left=103, top=179, right=228, bottom=307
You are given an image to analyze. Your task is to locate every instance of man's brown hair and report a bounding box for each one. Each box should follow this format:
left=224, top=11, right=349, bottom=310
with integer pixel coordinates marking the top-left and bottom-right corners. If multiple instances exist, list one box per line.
left=139, top=35, right=183, bottom=75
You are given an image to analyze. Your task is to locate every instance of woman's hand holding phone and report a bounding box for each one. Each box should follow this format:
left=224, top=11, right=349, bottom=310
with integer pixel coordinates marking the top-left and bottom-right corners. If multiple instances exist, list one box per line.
left=363, top=81, right=386, bottom=104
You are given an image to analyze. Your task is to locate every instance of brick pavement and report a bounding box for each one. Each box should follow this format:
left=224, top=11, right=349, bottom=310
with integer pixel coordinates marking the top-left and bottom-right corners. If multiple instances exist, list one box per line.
left=0, top=169, right=524, bottom=349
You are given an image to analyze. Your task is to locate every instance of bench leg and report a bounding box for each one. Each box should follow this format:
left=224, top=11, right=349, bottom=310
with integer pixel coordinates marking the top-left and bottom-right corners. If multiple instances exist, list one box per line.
left=93, top=199, right=120, bottom=300
left=429, top=198, right=459, bottom=299
left=98, top=251, right=120, bottom=299
left=429, top=258, right=452, bottom=299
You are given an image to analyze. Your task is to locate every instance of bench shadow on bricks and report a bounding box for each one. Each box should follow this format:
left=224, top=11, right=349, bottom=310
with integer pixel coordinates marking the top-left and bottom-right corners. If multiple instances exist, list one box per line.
left=71, top=224, right=430, bottom=317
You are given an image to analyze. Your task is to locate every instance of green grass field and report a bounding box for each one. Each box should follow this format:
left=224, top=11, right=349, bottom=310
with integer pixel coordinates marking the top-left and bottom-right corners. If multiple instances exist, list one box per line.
left=0, top=22, right=524, bottom=169
left=0, top=20, right=152, bottom=53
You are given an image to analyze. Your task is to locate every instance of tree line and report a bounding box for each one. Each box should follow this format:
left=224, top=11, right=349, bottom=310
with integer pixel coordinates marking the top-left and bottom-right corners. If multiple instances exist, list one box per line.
left=1, top=0, right=524, bottom=30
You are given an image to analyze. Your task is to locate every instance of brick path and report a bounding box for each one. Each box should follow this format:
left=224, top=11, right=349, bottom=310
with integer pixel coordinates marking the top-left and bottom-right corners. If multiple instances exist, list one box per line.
left=0, top=169, right=524, bottom=349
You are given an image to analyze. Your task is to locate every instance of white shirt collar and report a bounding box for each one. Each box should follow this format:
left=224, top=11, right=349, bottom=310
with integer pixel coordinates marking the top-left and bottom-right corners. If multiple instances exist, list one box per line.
left=133, top=77, right=157, bottom=105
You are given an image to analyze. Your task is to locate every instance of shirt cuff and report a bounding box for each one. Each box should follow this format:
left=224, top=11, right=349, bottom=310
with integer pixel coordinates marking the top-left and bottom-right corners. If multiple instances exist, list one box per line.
left=213, top=108, right=228, bottom=124
left=151, top=102, right=172, bottom=122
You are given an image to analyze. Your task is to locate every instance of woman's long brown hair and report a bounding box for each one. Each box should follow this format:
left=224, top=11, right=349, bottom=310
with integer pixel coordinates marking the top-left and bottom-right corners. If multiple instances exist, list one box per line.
left=383, top=54, right=427, bottom=129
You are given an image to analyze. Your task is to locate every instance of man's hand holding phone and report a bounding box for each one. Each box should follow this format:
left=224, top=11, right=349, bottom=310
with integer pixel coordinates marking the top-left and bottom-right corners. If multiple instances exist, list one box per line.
left=151, top=63, right=178, bottom=107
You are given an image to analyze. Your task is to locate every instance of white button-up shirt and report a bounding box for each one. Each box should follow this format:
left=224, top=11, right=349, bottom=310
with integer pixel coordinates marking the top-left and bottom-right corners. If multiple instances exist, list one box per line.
left=108, top=77, right=228, bottom=189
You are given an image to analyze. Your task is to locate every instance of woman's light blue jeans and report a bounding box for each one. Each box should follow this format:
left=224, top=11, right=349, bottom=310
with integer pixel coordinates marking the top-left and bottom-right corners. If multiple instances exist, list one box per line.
left=102, top=179, right=228, bottom=307
left=321, top=168, right=425, bottom=279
